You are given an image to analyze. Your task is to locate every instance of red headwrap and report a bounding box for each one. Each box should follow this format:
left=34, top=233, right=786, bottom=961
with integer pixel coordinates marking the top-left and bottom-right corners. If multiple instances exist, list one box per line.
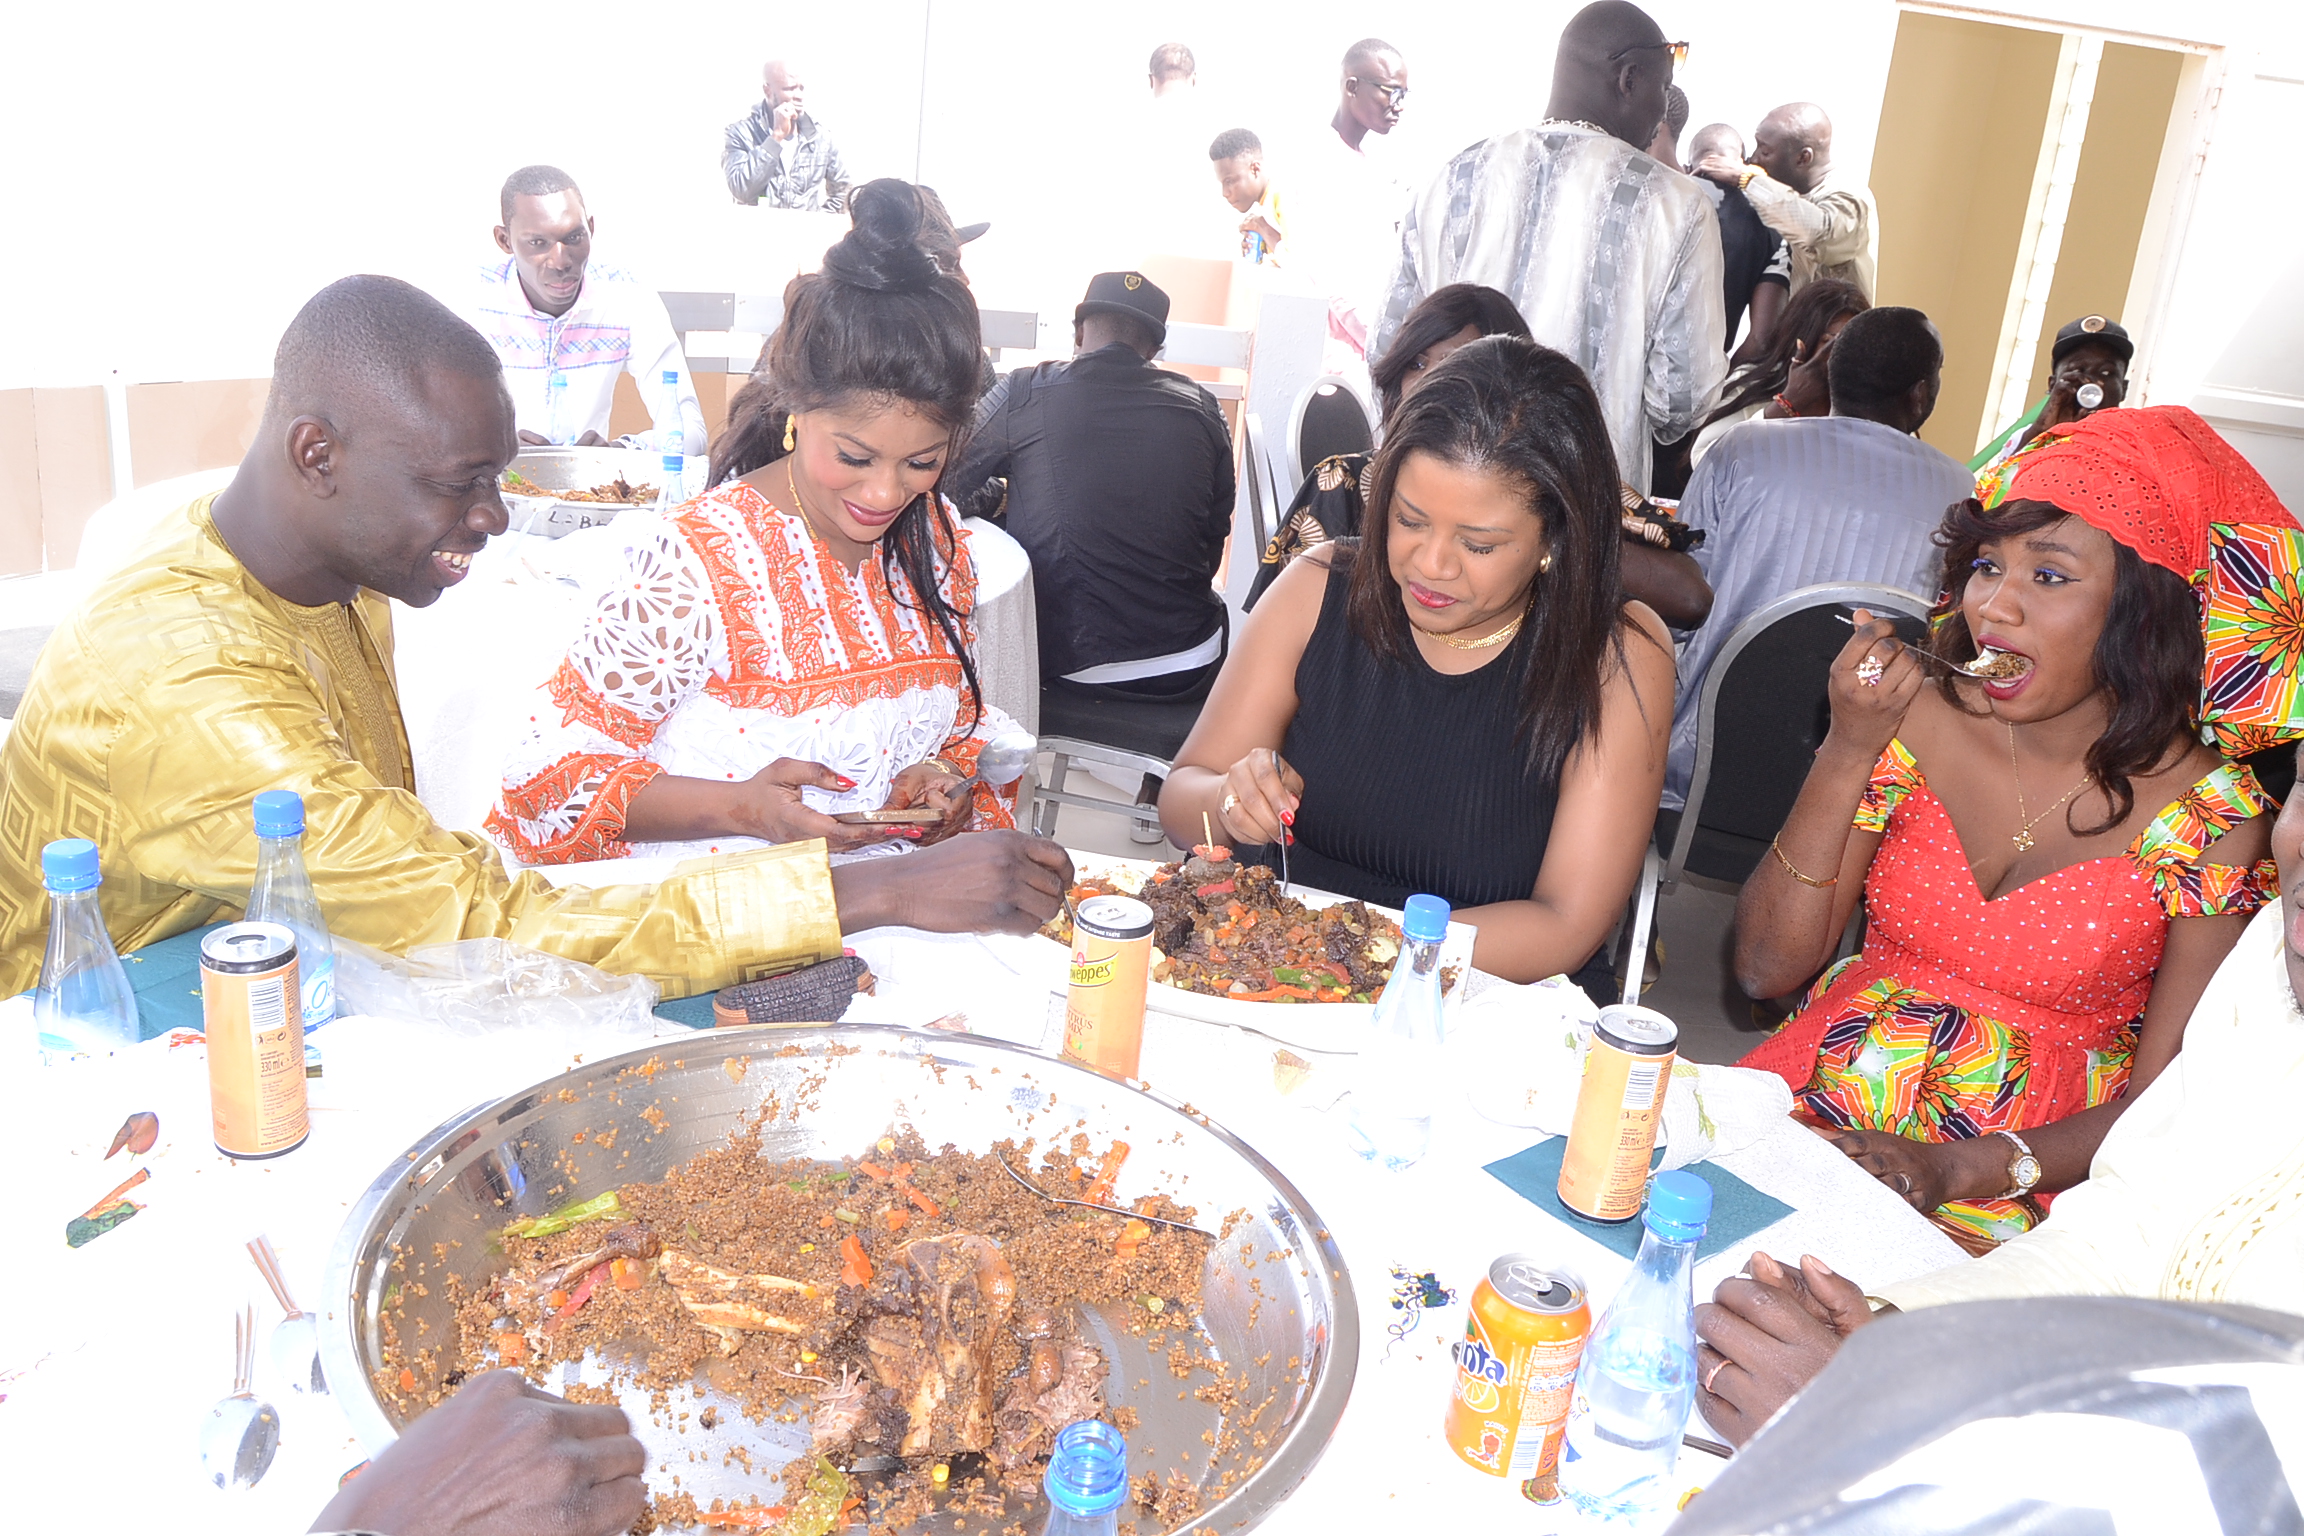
left=1999, top=406, right=2304, bottom=755
left=2005, top=405, right=2296, bottom=577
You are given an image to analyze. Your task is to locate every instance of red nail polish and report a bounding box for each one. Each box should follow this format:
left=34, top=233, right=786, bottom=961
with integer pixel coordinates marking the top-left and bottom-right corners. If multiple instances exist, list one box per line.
left=1280, top=809, right=1294, bottom=827
left=835, top=775, right=857, bottom=789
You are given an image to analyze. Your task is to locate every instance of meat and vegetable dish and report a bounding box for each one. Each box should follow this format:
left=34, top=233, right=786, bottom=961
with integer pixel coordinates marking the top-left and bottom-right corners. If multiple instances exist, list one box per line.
left=1964, top=645, right=2032, bottom=680
left=404, top=1123, right=1216, bottom=1532
left=1045, top=846, right=1404, bottom=1004
left=502, top=468, right=659, bottom=504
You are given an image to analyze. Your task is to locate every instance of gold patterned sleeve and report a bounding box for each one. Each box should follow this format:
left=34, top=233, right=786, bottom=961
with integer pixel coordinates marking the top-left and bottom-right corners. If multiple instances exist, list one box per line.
left=108, top=649, right=841, bottom=998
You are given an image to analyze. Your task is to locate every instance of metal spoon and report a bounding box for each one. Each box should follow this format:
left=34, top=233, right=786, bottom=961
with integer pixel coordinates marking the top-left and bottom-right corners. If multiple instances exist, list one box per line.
left=996, top=1154, right=1216, bottom=1238
left=971, top=729, right=1036, bottom=790
left=249, top=1235, right=326, bottom=1395
left=197, top=1305, right=280, bottom=1490
left=1832, top=614, right=2028, bottom=678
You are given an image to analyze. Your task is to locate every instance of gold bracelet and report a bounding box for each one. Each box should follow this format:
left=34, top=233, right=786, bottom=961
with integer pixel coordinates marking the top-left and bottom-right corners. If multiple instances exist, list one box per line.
left=1737, top=166, right=1761, bottom=191
left=1770, top=836, right=1839, bottom=888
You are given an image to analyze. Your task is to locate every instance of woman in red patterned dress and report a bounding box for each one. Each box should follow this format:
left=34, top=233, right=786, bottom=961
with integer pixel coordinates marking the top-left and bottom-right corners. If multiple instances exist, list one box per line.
left=491, top=182, right=1028, bottom=868
left=1738, top=408, right=2297, bottom=1251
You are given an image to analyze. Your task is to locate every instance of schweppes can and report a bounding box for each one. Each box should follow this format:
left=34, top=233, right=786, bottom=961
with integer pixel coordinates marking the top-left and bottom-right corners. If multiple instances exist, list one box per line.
left=201, top=922, right=310, bottom=1159
left=1557, top=1005, right=1676, bottom=1221
left=1062, top=895, right=1152, bottom=1080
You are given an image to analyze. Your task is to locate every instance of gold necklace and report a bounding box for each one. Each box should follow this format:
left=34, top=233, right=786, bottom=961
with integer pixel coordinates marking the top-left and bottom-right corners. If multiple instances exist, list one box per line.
left=785, top=457, right=828, bottom=546
left=2006, top=724, right=2092, bottom=852
left=1433, top=610, right=1525, bottom=651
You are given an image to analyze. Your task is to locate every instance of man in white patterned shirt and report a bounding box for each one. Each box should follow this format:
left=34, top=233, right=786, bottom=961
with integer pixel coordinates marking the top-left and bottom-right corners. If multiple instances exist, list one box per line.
left=723, top=59, right=850, bottom=211
left=1374, top=1, right=1724, bottom=491
left=461, top=166, right=703, bottom=455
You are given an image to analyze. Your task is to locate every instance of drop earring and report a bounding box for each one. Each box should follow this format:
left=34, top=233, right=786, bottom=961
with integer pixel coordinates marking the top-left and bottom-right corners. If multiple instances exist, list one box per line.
left=783, top=415, right=797, bottom=452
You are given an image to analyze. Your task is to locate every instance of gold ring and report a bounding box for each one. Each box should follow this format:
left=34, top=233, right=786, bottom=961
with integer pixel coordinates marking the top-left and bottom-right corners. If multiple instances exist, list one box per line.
left=1221, top=790, right=1239, bottom=816
left=1855, top=655, right=1885, bottom=687
left=1702, top=1356, right=1728, bottom=1394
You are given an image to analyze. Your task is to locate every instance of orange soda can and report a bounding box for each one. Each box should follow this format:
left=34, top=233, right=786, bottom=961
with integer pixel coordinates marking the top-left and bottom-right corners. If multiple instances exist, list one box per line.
left=1445, top=1255, right=1590, bottom=1499
left=202, top=921, right=309, bottom=1159
left=1062, top=895, right=1152, bottom=1079
left=1557, top=1004, right=1676, bottom=1221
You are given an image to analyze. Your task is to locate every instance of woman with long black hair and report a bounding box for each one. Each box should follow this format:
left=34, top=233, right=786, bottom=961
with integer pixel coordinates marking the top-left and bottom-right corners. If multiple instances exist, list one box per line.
left=491, top=180, right=1023, bottom=864
left=1161, top=335, right=1675, bottom=988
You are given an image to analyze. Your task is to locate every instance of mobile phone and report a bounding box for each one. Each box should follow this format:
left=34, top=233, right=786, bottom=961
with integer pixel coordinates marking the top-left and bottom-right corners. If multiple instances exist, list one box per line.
left=831, top=808, right=945, bottom=826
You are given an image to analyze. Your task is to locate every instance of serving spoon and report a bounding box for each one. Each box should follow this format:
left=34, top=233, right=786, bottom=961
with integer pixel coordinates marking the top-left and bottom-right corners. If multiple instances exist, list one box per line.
left=997, top=1155, right=1217, bottom=1239
left=196, top=1305, right=279, bottom=1490
left=249, top=1235, right=326, bottom=1394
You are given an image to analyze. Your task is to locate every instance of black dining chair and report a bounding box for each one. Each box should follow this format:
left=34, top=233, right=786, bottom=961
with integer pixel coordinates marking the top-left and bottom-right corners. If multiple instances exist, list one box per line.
left=1287, top=376, right=1375, bottom=488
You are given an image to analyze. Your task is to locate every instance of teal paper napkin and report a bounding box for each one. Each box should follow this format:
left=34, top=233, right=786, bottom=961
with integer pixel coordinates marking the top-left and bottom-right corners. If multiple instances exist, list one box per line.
left=119, top=923, right=224, bottom=1040
left=1483, top=1137, right=1793, bottom=1262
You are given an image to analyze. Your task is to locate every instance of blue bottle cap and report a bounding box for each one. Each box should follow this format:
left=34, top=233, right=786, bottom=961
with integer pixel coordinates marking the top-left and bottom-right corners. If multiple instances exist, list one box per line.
left=1043, top=1419, right=1130, bottom=1516
left=1400, top=893, right=1451, bottom=943
left=41, top=838, right=101, bottom=893
left=661, top=369, right=680, bottom=386
left=1644, top=1169, right=1714, bottom=1241
left=253, top=789, right=306, bottom=838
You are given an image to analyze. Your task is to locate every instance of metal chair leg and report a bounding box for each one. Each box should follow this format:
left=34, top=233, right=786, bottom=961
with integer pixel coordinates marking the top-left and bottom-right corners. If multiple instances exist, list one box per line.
left=1619, top=847, right=1662, bottom=1006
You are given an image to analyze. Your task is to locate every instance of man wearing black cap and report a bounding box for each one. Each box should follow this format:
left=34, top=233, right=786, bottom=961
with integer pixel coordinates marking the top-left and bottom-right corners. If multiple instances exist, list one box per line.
left=945, top=271, right=1235, bottom=709
left=2031, top=314, right=2133, bottom=441
left=1979, top=315, right=2135, bottom=472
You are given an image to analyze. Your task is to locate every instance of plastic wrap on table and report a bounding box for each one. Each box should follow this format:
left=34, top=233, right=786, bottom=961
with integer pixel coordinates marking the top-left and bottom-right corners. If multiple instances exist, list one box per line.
left=334, top=937, right=661, bottom=1036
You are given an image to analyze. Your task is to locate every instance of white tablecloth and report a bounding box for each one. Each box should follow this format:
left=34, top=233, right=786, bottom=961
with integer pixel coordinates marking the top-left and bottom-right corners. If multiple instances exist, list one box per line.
left=0, top=918, right=1963, bottom=1535
left=392, top=513, right=1038, bottom=837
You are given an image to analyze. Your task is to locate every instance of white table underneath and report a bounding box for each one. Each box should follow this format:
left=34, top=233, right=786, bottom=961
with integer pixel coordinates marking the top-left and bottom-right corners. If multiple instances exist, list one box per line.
left=0, top=934, right=1962, bottom=1534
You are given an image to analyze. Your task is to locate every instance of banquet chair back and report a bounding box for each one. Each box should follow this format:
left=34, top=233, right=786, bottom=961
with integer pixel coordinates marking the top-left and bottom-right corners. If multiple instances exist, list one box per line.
left=1661, top=582, right=1934, bottom=892
left=1288, top=376, right=1375, bottom=488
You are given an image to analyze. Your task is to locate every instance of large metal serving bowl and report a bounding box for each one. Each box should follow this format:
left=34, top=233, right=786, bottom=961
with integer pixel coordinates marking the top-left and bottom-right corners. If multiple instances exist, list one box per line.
left=501, top=445, right=663, bottom=536
left=320, top=1026, right=1357, bottom=1534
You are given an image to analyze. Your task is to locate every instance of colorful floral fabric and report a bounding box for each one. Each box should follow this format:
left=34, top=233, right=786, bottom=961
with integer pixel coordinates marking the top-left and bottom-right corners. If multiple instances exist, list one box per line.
left=1744, top=741, right=2274, bottom=1247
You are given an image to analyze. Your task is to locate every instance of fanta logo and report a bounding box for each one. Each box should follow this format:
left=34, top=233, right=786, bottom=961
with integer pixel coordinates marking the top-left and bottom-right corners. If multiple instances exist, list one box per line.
left=1070, top=959, right=1114, bottom=987
left=1457, top=1339, right=1508, bottom=1386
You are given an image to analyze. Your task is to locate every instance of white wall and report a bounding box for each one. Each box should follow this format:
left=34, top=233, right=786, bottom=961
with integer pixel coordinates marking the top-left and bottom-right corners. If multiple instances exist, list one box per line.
left=1, top=0, right=1892, bottom=389
left=4, top=0, right=2298, bottom=470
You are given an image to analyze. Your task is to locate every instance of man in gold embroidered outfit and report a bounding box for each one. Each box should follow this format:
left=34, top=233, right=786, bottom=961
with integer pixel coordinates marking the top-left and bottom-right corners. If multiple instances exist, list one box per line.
left=0, top=276, right=1069, bottom=999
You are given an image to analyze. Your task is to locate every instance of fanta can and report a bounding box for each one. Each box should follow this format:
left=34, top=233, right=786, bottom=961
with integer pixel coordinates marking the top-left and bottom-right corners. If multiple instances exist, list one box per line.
left=1445, top=1254, right=1590, bottom=1500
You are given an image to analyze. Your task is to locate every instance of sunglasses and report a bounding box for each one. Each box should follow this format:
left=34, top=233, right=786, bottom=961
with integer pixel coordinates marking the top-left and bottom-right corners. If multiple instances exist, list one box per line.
left=1349, top=78, right=1409, bottom=106
left=1608, top=39, right=1690, bottom=67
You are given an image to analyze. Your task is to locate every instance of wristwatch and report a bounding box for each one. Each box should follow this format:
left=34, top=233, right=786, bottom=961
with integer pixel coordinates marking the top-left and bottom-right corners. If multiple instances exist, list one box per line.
left=1993, top=1129, right=2042, bottom=1199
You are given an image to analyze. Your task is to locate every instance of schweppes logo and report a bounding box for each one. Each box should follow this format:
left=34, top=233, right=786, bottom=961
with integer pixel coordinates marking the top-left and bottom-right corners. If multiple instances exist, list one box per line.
left=1071, top=958, right=1116, bottom=987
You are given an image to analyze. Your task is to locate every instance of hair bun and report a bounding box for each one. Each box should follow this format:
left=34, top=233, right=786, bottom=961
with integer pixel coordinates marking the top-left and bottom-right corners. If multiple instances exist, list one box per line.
left=822, top=180, right=943, bottom=294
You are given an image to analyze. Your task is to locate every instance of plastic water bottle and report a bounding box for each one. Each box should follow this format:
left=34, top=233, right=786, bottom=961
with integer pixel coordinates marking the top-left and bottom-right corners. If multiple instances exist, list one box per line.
left=1555, top=1170, right=1713, bottom=1526
left=1040, top=1419, right=1129, bottom=1536
left=247, top=790, right=335, bottom=1034
left=34, top=838, right=138, bottom=1060
left=656, top=367, right=693, bottom=503
left=1342, top=893, right=1451, bottom=1170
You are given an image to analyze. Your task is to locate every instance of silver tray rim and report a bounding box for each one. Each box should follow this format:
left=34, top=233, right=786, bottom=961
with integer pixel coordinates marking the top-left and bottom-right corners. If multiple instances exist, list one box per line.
left=317, top=1024, right=1361, bottom=1533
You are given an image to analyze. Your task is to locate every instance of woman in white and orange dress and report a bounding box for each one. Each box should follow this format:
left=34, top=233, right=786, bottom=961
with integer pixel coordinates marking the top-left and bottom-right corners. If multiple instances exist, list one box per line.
left=490, top=181, right=1024, bottom=866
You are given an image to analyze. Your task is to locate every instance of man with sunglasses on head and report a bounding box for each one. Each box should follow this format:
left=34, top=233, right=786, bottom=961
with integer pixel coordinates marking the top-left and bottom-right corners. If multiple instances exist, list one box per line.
left=1374, top=1, right=1723, bottom=492
left=1691, top=102, right=1877, bottom=301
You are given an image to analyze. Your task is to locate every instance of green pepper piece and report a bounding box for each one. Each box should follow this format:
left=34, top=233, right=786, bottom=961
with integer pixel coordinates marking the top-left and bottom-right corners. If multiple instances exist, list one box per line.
left=504, top=1189, right=622, bottom=1241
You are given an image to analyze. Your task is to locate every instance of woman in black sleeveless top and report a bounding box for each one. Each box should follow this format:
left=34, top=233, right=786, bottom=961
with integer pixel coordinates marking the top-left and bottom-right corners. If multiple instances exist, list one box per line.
left=1158, top=337, right=1674, bottom=984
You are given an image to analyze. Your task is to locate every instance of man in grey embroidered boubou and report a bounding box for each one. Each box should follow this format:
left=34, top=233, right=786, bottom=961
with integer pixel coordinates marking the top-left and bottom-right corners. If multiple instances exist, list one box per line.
left=1374, top=0, right=1725, bottom=492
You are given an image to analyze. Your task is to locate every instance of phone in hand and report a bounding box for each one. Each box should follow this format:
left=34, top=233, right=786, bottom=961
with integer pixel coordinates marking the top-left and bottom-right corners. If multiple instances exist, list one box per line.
left=831, top=808, right=945, bottom=826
